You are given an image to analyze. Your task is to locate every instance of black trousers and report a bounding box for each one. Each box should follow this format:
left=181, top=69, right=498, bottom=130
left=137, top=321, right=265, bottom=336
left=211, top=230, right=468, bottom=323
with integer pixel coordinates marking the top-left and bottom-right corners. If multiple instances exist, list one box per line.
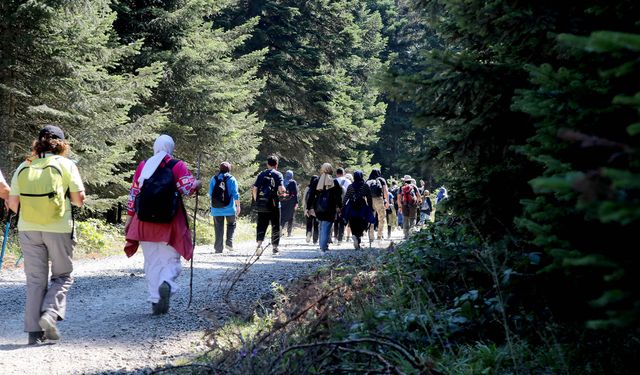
left=333, top=219, right=345, bottom=242
left=257, top=209, right=281, bottom=247
left=281, top=217, right=294, bottom=237
left=306, top=215, right=319, bottom=243
left=214, top=215, right=236, bottom=252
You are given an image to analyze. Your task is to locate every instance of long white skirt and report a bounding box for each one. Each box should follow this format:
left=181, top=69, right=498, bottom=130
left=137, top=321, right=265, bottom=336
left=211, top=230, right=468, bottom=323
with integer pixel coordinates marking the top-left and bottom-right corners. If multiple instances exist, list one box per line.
left=141, top=241, right=181, bottom=303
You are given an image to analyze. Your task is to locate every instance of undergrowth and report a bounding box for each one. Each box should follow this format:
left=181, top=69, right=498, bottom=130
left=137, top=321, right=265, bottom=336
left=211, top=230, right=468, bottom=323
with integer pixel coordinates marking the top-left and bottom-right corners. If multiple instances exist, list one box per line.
left=162, top=214, right=639, bottom=375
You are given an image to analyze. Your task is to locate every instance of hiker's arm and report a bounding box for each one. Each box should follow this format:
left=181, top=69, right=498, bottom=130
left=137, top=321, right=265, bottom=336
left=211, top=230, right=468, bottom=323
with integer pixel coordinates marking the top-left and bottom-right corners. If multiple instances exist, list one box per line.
left=7, top=195, right=19, bottom=213
left=251, top=186, right=257, bottom=201
left=70, top=191, right=85, bottom=207
left=0, top=180, right=9, bottom=200
left=383, top=184, right=390, bottom=209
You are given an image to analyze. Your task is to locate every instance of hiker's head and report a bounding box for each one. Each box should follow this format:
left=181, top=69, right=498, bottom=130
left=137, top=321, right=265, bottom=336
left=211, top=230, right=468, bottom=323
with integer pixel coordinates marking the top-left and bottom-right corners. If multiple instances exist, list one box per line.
left=153, top=134, right=175, bottom=156
left=32, top=125, right=69, bottom=156
left=219, top=162, right=231, bottom=173
left=336, top=167, right=345, bottom=177
left=285, top=170, right=294, bottom=181
left=420, top=180, right=425, bottom=187
left=320, top=163, right=333, bottom=175
left=353, top=170, right=364, bottom=183
left=424, top=190, right=430, bottom=197
left=402, top=175, right=412, bottom=184
left=267, top=155, right=278, bottom=168
left=368, top=169, right=381, bottom=180
left=309, top=175, right=318, bottom=184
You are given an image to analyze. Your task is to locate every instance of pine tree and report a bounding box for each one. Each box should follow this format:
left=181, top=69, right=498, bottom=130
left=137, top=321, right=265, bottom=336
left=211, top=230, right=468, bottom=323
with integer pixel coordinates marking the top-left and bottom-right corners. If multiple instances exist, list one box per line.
left=0, top=0, right=164, bottom=209
left=220, top=0, right=386, bottom=173
left=112, top=0, right=266, bottom=182
left=513, top=28, right=640, bottom=328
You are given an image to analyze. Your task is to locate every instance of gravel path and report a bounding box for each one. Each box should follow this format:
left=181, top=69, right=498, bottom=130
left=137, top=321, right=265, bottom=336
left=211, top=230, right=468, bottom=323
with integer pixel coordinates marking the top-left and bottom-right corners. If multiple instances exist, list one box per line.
left=0, top=232, right=392, bottom=375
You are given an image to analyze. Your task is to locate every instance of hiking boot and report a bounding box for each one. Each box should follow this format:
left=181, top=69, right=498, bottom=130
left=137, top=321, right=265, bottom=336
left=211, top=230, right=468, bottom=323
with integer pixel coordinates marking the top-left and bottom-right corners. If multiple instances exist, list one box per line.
left=225, top=245, right=234, bottom=252
left=38, top=312, right=60, bottom=341
left=306, top=233, right=311, bottom=243
left=272, top=247, right=279, bottom=254
left=28, top=331, right=47, bottom=345
left=152, top=302, right=162, bottom=315
left=352, top=235, right=359, bottom=250
left=157, top=282, right=171, bottom=314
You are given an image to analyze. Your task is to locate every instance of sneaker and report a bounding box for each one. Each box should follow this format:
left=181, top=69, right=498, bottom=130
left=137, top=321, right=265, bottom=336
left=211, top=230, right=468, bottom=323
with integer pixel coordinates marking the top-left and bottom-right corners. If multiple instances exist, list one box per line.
left=157, top=281, right=171, bottom=314
left=352, top=235, right=359, bottom=249
left=306, top=233, right=311, bottom=243
left=272, top=247, right=279, bottom=254
left=28, top=331, right=47, bottom=345
left=38, top=312, right=60, bottom=341
left=225, top=245, right=234, bottom=252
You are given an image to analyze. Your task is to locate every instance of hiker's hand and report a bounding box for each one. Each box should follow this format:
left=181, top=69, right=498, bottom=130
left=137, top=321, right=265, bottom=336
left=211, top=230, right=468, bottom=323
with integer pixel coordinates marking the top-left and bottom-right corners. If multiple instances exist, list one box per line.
left=236, top=205, right=241, bottom=216
left=308, top=209, right=315, bottom=217
left=294, top=204, right=298, bottom=211
left=124, top=216, right=132, bottom=235
left=193, top=180, right=202, bottom=192
left=384, top=201, right=390, bottom=210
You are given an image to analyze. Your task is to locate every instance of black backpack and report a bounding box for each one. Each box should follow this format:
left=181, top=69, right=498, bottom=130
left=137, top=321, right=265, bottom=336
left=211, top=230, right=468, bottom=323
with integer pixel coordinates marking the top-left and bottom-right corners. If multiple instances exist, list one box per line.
left=367, top=178, right=383, bottom=197
left=314, top=187, right=331, bottom=215
left=211, top=173, right=231, bottom=208
left=255, top=170, right=278, bottom=212
left=135, top=159, right=179, bottom=223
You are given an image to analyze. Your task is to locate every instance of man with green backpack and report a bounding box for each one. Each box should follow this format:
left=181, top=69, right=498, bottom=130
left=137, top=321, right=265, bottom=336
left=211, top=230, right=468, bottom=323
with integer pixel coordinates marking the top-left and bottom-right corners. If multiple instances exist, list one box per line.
left=7, top=125, right=85, bottom=345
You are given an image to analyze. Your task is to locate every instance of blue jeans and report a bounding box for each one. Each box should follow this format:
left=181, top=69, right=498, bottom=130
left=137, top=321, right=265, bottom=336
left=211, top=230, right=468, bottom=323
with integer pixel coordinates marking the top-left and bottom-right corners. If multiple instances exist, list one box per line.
left=319, top=220, right=333, bottom=251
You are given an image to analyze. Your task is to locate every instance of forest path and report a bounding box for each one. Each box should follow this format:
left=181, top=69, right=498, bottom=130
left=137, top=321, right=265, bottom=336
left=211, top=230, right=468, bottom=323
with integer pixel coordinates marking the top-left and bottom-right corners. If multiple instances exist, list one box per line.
left=0, top=231, right=395, bottom=375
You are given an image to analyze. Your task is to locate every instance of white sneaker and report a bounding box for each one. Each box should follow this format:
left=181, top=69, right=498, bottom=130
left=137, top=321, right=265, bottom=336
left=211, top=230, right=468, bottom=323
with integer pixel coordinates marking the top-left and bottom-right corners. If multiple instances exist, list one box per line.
left=306, top=233, right=311, bottom=243
left=352, top=235, right=359, bottom=249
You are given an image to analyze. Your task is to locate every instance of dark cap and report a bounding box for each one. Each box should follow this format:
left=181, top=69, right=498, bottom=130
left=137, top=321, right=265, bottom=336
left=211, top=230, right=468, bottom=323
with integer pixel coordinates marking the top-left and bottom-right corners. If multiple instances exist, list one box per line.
left=39, top=125, right=65, bottom=141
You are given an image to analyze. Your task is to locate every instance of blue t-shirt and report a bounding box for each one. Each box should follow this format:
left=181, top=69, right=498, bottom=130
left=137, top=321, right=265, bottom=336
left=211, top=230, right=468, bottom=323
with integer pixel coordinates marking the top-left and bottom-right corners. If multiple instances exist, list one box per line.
left=253, top=169, right=284, bottom=209
left=209, top=173, right=240, bottom=217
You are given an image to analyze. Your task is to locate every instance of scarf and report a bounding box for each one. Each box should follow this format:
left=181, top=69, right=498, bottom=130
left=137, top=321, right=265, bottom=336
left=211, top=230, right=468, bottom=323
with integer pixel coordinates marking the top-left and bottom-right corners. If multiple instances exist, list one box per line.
left=316, top=163, right=334, bottom=190
left=284, top=170, right=294, bottom=187
left=138, top=134, right=175, bottom=187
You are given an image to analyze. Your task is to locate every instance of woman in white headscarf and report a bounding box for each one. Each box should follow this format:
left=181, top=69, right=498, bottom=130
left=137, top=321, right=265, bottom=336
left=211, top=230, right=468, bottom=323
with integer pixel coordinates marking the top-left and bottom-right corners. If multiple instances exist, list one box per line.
left=124, top=135, right=201, bottom=315
left=308, top=163, right=342, bottom=252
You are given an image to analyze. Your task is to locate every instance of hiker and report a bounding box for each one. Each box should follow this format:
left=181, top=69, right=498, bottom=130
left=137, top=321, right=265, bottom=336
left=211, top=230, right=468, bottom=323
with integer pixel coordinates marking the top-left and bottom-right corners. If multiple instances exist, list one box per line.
left=390, top=180, right=403, bottom=230
left=280, top=170, right=298, bottom=237
left=399, top=175, right=421, bottom=239
left=386, top=189, right=397, bottom=238
left=307, top=163, right=343, bottom=252
left=333, top=167, right=350, bottom=243
left=342, top=170, right=374, bottom=249
left=209, top=162, right=240, bottom=253
left=366, top=169, right=389, bottom=241
left=436, top=186, right=448, bottom=205
left=124, top=134, right=201, bottom=315
left=6, top=125, right=85, bottom=345
left=0, top=169, right=10, bottom=200
left=419, top=190, right=433, bottom=225
left=303, top=175, right=319, bottom=244
left=252, top=155, right=286, bottom=254
left=343, top=173, right=354, bottom=241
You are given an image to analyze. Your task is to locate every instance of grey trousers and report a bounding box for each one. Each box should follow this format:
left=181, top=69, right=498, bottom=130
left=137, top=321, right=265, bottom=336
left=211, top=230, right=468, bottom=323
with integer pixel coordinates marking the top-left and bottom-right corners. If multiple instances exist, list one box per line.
left=20, top=231, right=75, bottom=332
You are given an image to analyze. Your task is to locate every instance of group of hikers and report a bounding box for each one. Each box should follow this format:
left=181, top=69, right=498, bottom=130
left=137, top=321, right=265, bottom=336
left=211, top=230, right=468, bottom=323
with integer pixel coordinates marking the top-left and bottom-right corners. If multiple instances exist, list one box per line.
left=0, top=128, right=446, bottom=345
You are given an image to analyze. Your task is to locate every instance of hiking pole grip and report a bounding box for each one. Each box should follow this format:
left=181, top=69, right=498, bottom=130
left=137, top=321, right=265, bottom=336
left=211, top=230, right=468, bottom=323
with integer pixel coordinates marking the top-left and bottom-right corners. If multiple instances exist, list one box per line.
left=188, top=153, right=202, bottom=308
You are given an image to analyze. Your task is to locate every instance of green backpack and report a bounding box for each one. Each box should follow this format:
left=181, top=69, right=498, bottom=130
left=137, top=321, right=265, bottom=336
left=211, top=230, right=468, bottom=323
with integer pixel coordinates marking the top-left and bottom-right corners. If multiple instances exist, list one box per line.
left=17, top=156, right=67, bottom=224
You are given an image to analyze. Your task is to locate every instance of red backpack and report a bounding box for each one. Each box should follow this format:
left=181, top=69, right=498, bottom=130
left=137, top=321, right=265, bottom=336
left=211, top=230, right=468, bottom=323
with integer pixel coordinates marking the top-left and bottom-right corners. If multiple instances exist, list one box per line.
left=401, top=185, right=418, bottom=207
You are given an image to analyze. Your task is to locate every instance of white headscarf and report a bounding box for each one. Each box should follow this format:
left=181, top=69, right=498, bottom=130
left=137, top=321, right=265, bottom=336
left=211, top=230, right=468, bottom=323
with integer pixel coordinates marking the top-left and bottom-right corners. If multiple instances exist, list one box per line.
left=316, top=163, right=335, bottom=191
left=138, top=134, right=175, bottom=187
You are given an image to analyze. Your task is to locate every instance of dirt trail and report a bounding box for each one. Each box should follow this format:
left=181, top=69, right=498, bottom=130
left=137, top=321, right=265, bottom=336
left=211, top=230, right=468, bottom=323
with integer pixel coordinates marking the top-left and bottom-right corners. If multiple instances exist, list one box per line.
left=0, top=233, right=388, bottom=375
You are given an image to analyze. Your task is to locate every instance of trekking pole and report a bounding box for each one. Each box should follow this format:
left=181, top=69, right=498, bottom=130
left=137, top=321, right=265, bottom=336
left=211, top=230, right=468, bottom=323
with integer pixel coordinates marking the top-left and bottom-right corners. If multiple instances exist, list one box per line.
left=0, top=211, right=14, bottom=270
left=188, top=153, right=202, bottom=308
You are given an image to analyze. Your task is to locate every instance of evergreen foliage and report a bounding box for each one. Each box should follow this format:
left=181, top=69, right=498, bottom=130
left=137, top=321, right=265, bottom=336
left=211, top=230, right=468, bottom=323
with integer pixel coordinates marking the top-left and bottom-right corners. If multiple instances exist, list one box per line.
left=220, top=0, right=387, bottom=173
left=513, top=29, right=640, bottom=328
left=112, top=0, right=266, bottom=183
left=0, top=0, right=164, bottom=209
